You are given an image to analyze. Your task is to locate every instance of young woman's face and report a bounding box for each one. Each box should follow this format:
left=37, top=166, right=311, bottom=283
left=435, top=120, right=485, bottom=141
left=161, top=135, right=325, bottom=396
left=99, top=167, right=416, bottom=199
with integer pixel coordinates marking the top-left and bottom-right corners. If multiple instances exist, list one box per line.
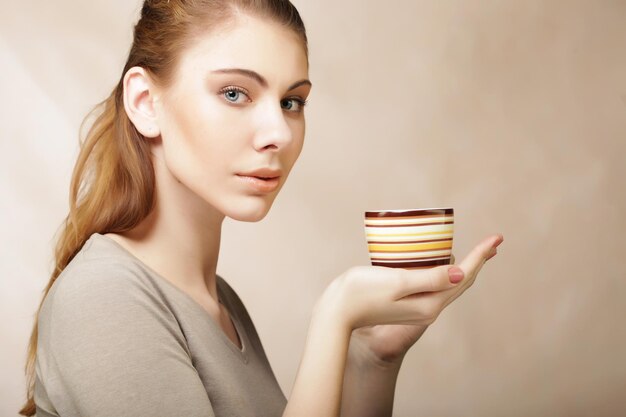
left=152, top=15, right=311, bottom=222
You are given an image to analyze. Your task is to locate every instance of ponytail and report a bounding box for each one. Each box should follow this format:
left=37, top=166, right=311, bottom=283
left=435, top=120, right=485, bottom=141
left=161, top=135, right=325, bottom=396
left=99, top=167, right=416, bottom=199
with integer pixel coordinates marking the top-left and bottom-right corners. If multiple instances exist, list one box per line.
left=19, top=82, right=155, bottom=416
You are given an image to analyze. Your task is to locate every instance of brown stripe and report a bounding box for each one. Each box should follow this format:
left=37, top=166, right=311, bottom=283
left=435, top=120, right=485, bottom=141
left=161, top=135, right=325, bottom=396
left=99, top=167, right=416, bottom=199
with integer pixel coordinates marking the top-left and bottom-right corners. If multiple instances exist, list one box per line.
left=404, top=265, right=440, bottom=270
left=367, top=238, right=452, bottom=245
left=365, top=220, right=454, bottom=228
left=365, top=214, right=454, bottom=221
left=365, top=209, right=453, bottom=218
left=371, top=259, right=451, bottom=268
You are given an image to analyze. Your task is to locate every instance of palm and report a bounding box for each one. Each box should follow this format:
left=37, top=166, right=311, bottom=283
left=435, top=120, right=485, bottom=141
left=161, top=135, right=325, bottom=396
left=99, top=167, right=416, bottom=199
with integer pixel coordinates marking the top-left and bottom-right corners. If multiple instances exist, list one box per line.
left=352, top=255, right=462, bottom=364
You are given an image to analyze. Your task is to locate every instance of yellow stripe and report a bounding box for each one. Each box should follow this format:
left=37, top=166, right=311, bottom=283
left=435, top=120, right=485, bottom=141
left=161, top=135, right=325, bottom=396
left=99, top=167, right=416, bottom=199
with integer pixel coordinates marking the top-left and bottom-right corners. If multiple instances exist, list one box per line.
left=368, top=241, right=452, bottom=252
left=366, top=230, right=452, bottom=238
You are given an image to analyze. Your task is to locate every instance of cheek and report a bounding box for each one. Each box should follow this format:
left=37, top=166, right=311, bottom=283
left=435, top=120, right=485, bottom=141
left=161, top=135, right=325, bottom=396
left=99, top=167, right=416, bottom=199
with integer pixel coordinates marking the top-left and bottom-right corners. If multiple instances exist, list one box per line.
left=160, top=136, right=235, bottom=210
left=285, top=120, right=305, bottom=166
left=159, top=105, right=238, bottom=186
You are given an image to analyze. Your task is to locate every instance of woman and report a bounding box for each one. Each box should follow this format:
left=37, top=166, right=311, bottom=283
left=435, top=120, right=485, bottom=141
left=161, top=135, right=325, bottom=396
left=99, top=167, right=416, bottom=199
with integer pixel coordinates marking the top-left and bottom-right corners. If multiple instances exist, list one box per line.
left=20, top=0, right=503, bottom=416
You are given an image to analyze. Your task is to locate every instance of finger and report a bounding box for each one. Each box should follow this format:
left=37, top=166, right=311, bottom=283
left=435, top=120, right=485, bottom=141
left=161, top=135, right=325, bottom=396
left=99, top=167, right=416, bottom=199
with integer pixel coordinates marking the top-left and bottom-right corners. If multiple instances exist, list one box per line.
left=458, top=234, right=503, bottom=279
left=439, top=234, right=503, bottom=307
left=395, top=264, right=466, bottom=298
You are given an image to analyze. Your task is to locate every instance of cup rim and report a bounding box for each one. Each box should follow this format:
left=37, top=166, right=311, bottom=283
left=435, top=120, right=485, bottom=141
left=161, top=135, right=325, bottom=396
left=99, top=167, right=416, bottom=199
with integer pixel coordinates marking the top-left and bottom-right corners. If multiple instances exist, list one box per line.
left=365, top=207, right=453, bottom=214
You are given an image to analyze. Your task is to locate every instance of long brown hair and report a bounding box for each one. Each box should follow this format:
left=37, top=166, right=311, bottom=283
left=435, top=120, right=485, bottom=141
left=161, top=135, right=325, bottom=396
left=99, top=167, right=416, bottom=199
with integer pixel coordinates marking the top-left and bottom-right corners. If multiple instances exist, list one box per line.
left=19, top=1, right=307, bottom=414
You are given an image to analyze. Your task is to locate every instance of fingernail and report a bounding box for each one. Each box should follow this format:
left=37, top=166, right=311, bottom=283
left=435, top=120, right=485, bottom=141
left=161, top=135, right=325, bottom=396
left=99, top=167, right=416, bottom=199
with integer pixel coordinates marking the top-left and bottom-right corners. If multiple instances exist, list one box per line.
left=448, top=267, right=464, bottom=284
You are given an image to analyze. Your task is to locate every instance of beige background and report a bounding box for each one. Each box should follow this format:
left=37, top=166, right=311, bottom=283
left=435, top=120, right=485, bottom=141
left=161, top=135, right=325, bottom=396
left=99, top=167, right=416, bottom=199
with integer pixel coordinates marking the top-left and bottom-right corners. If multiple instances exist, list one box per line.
left=1, top=0, right=625, bottom=415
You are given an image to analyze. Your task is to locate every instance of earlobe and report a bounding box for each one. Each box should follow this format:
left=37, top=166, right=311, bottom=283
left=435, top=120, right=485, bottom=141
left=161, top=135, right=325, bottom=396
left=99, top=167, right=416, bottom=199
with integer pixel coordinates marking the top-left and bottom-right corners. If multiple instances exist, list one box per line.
left=123, top=67, right=161, bottom=138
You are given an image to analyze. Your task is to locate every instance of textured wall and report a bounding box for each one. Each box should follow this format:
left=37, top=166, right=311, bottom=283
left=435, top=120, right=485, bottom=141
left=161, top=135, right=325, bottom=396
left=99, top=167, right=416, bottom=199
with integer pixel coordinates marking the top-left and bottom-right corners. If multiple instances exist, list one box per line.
left=1, top=1, right=624, bottom=415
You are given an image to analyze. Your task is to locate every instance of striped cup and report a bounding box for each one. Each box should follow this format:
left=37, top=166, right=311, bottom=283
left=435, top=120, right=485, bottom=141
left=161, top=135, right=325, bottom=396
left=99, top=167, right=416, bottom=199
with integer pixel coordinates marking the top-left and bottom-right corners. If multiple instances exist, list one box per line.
left=364, top=207, right=454, bottom=269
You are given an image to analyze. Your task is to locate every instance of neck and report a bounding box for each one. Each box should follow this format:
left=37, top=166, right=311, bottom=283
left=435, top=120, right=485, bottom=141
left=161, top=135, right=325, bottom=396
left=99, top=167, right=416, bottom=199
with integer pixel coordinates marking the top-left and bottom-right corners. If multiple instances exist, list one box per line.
left=111, top=152, right=226, bottom=303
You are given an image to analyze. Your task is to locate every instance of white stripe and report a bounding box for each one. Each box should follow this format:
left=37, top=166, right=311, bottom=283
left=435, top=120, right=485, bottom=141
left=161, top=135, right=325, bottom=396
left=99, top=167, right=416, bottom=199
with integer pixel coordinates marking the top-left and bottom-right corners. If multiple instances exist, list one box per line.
left=364, top=216, right=453, bottom=226
left=365, top=224, right=454, bottom=235
left=369, top=249, right=452, bottom=259
left=366, top=234, right=453, bottom=243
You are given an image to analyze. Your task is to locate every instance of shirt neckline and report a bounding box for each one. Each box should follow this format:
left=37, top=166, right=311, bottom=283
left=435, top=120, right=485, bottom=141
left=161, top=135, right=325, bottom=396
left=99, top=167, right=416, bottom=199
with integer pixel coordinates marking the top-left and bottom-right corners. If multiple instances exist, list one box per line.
left=90, top=233, right=249, bottom=362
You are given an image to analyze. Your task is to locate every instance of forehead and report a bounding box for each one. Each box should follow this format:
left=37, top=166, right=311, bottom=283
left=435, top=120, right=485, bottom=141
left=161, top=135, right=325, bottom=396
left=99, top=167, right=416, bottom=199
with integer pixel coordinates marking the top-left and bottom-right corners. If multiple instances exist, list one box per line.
left=176, top=14, right=308, bottom=87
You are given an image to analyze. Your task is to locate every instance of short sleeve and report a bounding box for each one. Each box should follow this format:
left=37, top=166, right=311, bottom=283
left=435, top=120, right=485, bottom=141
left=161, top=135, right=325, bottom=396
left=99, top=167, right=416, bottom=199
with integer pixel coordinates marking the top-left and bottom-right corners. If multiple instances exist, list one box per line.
left=36, top=260, right=215, bottom=417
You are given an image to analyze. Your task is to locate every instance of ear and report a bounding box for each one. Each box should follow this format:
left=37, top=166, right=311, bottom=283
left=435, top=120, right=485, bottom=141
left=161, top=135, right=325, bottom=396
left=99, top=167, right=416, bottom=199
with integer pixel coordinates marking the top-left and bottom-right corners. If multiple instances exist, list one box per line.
left=123, top=66, right=161, bottom=138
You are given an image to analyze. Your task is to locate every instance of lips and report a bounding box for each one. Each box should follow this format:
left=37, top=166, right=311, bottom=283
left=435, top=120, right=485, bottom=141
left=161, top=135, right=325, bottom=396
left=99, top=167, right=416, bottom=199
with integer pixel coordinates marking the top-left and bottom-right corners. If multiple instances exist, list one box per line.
left=236, top=174, right=281, bottom=193
left=236, top=168, right=282, bottom=179
left=235, top=167, right=283, bottom=193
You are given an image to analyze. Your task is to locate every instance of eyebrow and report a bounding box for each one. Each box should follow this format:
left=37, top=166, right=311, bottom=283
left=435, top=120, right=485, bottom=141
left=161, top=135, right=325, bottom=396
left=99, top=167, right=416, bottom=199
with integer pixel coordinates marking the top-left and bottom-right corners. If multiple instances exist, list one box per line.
left=210, top=68, right=312, bottom=91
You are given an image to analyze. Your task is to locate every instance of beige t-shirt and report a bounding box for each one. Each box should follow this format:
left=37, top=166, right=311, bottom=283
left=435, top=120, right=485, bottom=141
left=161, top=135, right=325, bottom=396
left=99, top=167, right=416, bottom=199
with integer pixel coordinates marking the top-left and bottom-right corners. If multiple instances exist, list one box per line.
left=34, top=233, right=287, bottom=417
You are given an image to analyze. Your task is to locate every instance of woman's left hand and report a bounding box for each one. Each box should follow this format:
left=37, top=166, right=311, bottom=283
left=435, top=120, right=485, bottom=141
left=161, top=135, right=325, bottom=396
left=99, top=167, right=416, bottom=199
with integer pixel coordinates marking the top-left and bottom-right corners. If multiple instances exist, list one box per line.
left=349, top=234, right=503, bottom=368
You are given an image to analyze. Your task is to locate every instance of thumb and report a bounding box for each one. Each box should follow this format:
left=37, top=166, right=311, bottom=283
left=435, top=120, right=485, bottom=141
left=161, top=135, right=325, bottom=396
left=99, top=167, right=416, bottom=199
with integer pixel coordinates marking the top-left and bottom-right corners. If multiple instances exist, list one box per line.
left=395, top=264, right=466, bottom=298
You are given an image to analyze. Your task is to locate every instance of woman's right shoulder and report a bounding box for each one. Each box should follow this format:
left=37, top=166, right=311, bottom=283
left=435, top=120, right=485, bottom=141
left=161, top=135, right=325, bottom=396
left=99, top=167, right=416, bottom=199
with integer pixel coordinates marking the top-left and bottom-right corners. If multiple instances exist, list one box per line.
left=49, top=237, right=141, bottom=295
left=35, top=235, right=194, bottom=407
left=40, top=234, right=163, bottom=322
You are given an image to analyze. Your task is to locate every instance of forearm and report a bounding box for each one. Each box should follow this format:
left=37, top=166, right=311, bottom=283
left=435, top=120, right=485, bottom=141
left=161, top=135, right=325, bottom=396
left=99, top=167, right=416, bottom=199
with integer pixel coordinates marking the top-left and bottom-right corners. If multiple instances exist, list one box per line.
left=283, top=300, right=352, bottom=417
left=340, top=338, right=404, bottom=417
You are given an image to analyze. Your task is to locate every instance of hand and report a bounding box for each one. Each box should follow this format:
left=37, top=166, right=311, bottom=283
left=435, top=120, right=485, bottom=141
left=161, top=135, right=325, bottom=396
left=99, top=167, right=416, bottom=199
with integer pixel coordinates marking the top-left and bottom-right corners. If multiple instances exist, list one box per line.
left=320, top=234, right=504, bottom=368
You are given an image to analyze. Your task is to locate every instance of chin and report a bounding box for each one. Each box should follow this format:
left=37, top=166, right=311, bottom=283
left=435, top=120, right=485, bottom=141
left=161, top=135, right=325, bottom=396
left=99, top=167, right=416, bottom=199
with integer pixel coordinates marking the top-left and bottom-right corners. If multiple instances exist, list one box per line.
left=229, top=212, right=268, bottom=223
left=224, top=199, right=274, bottom=223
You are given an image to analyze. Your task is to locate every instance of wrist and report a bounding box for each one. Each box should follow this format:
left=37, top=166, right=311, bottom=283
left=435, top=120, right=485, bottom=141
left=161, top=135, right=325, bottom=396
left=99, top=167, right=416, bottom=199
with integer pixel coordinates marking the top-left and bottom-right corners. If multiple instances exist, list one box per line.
left=312, top=278, right=353, bottom=334
left=348, top=334, right=405, bottom=373
left=285, top=292, right=352, bottom=417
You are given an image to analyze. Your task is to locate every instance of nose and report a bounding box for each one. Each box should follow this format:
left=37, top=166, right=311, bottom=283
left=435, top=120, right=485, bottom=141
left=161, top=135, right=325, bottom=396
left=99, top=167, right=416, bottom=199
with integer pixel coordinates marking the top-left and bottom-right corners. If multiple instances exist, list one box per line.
left=253, top=102, right=293, bottom=152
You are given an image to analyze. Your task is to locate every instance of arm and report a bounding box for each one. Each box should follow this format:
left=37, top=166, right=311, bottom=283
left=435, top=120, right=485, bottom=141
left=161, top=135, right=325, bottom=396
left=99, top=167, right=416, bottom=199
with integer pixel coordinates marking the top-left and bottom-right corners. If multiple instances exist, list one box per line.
left=282, top=295, right=352, bottom=416
left=340, top=237, right=502, bottom=416
left=340, top=323, right=432, bottom=417
left=282, top=318, right=410, bottom=417
left=282, top=234, right=502, bottom=417
left=281, top=269, right=438, bottom=417
left=340, top=327, right=426, bottom=417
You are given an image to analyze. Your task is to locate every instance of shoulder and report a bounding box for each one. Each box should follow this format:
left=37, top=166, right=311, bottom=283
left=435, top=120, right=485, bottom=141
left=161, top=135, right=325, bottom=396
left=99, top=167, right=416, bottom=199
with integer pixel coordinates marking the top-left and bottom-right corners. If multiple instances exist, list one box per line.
left=37, top=237, right=189, bottom=373
left=49, top=233, right=166, bottom=300
left=34, top=237, right=211, bottom=416
left=39, top=235, right=177, bottom=338
left=46, top=252, right=158, bottom=315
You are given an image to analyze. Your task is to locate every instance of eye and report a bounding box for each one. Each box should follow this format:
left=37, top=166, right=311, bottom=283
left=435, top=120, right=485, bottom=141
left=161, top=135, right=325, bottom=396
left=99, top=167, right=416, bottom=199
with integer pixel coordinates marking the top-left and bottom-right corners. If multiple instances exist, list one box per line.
left=281, top=97, right=308, bottom=113
left=220, top=86, right=250, bottom=104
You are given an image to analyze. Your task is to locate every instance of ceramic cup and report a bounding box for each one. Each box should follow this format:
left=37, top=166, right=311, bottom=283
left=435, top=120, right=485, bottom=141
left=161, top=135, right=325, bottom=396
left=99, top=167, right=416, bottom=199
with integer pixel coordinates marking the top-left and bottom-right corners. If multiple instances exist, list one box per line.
left=364, top=207, right=454, bottom=269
